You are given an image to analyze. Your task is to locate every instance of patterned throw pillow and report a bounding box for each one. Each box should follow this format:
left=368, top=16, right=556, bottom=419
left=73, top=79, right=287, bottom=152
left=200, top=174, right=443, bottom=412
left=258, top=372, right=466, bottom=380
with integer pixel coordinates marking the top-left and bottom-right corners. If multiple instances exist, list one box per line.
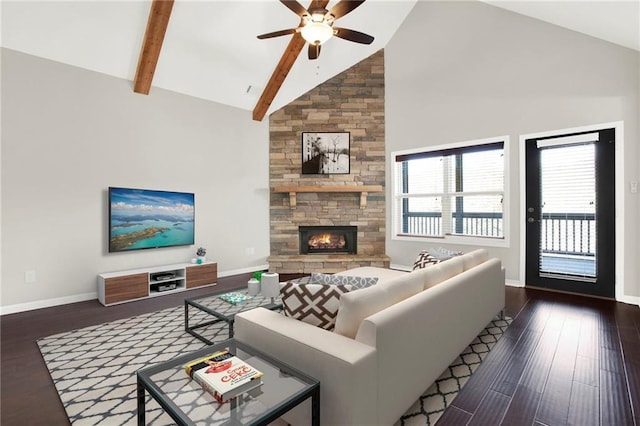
left=280, top=282, right=351, bottom=330
left=310, top=273, right=378, bottom=290
left=413, top=251, right=441, bottom=270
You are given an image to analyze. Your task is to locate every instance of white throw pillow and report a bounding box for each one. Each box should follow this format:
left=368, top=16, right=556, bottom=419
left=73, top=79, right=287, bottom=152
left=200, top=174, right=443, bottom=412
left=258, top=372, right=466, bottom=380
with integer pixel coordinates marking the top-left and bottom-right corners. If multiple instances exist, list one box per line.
left=459, top=249, right=489, bottom=270
left=335, top=273, right=423, bottom=339
left=412, top=256, right=464, bottom=290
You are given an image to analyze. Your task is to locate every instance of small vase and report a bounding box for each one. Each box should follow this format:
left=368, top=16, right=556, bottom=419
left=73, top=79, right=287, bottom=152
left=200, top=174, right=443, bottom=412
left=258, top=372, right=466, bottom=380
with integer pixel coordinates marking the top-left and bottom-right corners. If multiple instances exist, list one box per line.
left=247, top=278, right=260, bottom=296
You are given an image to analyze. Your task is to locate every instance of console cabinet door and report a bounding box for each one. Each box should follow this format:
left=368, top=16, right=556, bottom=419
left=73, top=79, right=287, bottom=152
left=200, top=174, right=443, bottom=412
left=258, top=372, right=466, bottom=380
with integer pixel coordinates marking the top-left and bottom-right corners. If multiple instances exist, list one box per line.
left=104, top=273, right=149, bottom=304
left=186, top=263, right=217, bottom=288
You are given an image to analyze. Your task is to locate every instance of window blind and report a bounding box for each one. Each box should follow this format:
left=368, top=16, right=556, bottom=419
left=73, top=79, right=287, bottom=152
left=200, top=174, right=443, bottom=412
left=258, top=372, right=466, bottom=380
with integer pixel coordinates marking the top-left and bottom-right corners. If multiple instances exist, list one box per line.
left=394, top=141, right=505, bottom=240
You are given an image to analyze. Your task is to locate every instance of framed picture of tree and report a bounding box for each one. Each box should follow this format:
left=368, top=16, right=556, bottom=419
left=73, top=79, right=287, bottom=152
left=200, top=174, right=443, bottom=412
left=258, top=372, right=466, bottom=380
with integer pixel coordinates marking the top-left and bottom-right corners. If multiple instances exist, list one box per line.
left=301, top=132, right=350, bottom=174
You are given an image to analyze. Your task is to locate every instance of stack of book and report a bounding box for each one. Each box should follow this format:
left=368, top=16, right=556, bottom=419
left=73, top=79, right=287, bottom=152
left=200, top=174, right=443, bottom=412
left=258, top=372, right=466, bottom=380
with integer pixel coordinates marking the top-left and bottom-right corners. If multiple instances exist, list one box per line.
left=185, top=350, right=264, bottom=404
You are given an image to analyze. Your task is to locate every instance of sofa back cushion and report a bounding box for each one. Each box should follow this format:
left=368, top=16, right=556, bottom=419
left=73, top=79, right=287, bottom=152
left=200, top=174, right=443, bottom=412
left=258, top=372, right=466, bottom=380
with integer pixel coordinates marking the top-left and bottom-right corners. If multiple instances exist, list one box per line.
left=414, top=256, right=464, bottom=290
left=334, top=269, right=424, bottom=339
left=459, top=249, right=489, bottom=270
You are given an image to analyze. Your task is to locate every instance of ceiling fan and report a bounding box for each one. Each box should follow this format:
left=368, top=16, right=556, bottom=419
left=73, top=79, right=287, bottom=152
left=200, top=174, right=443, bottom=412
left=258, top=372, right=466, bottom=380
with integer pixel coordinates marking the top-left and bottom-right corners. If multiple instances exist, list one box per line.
left=257, top=0, right=375, bottom=60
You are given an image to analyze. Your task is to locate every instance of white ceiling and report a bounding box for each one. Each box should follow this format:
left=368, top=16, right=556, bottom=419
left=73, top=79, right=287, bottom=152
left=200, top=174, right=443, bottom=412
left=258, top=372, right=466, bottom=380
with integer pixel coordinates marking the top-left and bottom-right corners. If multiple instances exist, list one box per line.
left=2, top=1, right=638, bottom=117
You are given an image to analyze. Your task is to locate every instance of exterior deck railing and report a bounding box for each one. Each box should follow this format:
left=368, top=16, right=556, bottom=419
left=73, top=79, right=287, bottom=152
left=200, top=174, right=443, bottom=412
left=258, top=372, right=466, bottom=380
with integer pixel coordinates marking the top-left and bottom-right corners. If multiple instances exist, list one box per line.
left=402, top=212, right=596, bottom=257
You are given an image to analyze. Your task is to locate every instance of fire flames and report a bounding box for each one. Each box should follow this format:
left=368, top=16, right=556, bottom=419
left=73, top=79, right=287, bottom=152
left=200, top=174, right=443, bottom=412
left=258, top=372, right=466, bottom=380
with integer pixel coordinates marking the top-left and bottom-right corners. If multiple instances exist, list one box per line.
left=308, top=233, right=346, bottom=250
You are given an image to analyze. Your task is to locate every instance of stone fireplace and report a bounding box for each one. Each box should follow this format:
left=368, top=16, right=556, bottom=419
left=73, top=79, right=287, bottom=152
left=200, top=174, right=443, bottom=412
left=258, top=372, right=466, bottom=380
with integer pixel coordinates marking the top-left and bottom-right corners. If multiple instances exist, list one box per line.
left=267, top=50, right=389, bottom=273
left=299, top=226, right=357, bottom=255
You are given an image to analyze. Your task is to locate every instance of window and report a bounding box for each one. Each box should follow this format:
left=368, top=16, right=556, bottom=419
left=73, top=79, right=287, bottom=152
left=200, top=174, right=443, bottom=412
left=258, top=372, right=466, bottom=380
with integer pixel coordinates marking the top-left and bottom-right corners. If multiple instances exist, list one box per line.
left=392, top=137, right=508, bottom=246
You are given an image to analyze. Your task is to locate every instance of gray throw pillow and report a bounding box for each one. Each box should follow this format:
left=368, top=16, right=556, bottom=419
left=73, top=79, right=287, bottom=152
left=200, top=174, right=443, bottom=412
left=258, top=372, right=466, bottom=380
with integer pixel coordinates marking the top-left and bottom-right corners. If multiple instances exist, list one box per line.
left=428, top=246, right=463, bottom=261
left=310, top=273, right=378, bottom=290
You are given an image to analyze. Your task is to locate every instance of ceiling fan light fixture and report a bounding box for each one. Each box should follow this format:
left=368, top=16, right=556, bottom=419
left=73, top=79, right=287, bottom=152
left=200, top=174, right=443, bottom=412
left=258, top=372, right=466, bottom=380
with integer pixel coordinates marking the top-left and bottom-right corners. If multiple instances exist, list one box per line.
left=301, top=21, right=333, bottom=45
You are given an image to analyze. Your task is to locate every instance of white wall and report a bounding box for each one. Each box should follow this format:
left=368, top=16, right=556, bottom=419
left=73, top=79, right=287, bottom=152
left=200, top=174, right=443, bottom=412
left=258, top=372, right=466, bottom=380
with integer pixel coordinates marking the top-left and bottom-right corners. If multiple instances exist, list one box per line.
left=1, top=48, right=270, bottom=313
left=385, top=1, right=639, bottom=300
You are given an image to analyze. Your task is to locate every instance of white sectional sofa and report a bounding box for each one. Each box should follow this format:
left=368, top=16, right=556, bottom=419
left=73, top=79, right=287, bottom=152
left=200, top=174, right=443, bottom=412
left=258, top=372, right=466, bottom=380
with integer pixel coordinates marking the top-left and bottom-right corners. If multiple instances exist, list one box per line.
left=235, top=249, right=505, bottom=425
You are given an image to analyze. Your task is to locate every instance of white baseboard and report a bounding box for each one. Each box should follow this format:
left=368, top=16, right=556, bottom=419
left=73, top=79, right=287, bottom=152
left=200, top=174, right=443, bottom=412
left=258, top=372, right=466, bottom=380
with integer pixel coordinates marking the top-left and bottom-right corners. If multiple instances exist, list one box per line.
left=0, top=264, right=271, bottom=316
left=0, top=292, right=97, bottom=316
left=617, top=294, right=640, bottom=307
left=218, top=264, right=268, bottom=279
left=506, top=279, right=524, bottom=288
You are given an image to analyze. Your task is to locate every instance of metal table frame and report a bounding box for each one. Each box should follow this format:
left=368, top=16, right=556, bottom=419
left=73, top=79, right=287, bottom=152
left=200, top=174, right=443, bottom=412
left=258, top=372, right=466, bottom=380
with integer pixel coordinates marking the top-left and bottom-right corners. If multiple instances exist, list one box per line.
left=137, top=338, right=320, bottom=426
left=184, top=291, right=281, bottom=344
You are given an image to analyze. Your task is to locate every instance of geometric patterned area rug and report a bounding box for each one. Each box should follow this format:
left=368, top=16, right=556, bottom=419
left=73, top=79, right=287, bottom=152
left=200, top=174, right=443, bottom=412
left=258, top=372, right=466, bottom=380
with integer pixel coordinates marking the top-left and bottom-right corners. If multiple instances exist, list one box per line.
left=38, top=305, right=510, bottom=426
left=396, top=316, right=511, bottom=426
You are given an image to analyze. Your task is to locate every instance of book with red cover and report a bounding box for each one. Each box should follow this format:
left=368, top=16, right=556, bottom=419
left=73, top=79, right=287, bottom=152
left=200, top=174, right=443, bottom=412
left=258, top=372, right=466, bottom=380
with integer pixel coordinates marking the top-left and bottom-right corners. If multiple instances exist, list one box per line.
left=185, top=350, right=263, bottom=403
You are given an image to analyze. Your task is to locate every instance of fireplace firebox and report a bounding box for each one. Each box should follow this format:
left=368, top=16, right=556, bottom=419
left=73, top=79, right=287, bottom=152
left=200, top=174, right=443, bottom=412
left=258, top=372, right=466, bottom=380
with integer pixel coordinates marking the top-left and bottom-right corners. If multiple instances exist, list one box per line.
left=299, top=226, right=357, bottom=255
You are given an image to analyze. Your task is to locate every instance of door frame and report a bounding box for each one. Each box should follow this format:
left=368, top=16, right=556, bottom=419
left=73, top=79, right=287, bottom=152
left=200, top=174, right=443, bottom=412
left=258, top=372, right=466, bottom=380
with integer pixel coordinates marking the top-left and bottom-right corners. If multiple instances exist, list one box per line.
left=519, top=121, right=625, bottom=301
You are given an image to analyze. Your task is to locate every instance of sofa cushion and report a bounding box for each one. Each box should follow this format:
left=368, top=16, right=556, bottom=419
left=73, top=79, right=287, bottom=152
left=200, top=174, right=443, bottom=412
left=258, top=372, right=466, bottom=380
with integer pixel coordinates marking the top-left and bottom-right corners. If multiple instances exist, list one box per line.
left=459, top=249, right=489, bottom=270
left=311, top=273, right=378, bottom=290
left=334, top=271, right=423, bottom=339
left=415, top=256, right=465, bottom=290
left=412, top=251, right=440, bottom=270
left=280, top=282, right=351, bottom=330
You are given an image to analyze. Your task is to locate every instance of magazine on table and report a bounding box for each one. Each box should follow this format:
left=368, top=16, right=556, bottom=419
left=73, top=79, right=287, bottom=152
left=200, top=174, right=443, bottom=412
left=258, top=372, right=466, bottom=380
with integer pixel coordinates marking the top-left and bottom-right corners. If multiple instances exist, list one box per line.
left=218, top=292, right=251, bottom=305
left=185, top=350, right=264, bottom=403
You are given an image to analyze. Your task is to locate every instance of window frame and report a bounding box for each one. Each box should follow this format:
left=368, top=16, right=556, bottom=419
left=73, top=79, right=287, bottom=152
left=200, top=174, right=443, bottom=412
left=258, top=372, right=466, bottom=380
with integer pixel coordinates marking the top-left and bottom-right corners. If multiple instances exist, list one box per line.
left=391, top=135, right=511, bottom=248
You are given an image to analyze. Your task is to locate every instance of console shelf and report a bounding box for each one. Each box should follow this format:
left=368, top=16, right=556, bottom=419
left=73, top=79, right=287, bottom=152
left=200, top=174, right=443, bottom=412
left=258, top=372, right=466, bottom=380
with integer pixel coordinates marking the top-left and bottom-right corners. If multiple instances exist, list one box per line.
left=98, top=261, right=217, bottom=306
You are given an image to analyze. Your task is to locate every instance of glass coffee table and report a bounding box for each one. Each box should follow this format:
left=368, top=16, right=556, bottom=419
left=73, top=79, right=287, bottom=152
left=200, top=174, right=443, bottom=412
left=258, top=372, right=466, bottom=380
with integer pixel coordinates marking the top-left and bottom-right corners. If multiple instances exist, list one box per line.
left=185, top=290, right=282, bottom=345
left=137, top=338, right=320, bottom=426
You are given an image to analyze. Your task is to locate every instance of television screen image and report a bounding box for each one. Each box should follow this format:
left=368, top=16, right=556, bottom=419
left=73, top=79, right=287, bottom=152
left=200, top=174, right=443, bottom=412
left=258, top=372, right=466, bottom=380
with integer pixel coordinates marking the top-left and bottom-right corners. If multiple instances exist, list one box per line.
left=109, top=187, right=195, bottom=252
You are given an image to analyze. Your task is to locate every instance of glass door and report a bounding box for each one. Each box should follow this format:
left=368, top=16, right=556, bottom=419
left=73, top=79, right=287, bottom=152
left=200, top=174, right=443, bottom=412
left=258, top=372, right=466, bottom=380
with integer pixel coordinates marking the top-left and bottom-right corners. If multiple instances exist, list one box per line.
left=525, top=128, right=615, bottom=298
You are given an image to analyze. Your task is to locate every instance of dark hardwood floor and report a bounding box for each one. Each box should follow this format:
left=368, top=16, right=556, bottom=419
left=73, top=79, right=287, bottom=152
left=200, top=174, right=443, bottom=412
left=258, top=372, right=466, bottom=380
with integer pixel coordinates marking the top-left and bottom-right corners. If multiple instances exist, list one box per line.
left=439, top=287, right=640, bottom=426
left=1, top=275, right=638, bottom=425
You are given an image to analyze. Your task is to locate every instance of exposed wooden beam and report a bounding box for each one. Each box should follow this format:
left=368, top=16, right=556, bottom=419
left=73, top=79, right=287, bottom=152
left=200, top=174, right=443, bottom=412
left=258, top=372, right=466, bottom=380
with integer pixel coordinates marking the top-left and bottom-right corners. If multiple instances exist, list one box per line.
left=252, top=0, right=330, bottom=122
left=133, top=0, right=174, bottom=95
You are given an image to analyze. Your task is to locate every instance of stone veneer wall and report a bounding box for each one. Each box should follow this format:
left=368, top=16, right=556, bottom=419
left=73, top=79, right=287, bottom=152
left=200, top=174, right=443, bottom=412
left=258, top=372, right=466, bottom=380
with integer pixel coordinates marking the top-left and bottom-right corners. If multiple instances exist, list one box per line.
left=268, top=50, right=389, bottom=273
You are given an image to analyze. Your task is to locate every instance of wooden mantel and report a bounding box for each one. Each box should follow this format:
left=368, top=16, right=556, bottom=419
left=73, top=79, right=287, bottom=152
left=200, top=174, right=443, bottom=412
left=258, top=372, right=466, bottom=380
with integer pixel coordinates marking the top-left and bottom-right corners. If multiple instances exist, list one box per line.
left=273, top=185, right=384, bottom=209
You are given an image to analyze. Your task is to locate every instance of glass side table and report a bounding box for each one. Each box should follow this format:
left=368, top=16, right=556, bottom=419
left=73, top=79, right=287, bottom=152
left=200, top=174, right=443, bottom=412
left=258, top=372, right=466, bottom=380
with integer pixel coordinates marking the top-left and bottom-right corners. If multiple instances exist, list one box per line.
left=185, top=290, right=282, bottom=344
left=137, top=338, right=319, bottom=425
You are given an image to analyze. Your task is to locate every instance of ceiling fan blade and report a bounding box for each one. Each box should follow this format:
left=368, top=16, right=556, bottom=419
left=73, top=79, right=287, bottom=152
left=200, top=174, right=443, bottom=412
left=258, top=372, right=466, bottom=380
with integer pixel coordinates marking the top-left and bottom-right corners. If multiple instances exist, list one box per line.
left=280, top=0, right=309, bottom=17
left=327, top=0, right=366, bottom=20
left=257, top=28, right=299, bottom=40
left=308, top=43, right=321, bottom=60
left=333, top=27, right=374, bottom=44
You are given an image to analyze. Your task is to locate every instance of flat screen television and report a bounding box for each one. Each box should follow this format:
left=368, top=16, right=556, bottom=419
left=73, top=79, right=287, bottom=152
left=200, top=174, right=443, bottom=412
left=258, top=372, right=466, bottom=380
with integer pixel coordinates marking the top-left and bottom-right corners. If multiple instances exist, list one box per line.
left=109, top=187, right=195, bottom=252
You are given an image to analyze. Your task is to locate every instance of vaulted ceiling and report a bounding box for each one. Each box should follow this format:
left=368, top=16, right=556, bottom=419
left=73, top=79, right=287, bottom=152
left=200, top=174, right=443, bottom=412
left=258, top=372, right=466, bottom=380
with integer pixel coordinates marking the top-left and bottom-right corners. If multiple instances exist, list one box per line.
left=2, top=1, right=638, bottom=121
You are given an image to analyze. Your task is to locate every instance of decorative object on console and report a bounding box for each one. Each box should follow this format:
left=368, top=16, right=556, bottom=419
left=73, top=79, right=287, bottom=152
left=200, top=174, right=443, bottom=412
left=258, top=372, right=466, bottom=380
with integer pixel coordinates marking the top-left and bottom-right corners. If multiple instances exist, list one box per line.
left=301, top=132, right=350, bottom=175
left=260, top=272, right=280, bottom=301
left=196, top=247, right=207, bottom=264
left=412, top=250, right=441, bottom=270
left=310, top=273, right=378, bottom=289
left=280, top=282, right=351, bottom=330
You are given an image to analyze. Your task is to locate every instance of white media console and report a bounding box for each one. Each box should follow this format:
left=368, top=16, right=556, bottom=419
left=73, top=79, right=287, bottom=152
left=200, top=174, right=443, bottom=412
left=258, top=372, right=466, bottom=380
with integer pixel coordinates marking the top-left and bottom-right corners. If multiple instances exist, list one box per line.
left=97, top=261, right=217, bottom=306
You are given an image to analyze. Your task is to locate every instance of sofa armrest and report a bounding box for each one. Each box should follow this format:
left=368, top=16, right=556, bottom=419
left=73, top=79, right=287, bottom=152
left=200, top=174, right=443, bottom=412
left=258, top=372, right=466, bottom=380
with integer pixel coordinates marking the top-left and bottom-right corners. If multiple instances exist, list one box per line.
left=235, top=308, right=378, bottom=426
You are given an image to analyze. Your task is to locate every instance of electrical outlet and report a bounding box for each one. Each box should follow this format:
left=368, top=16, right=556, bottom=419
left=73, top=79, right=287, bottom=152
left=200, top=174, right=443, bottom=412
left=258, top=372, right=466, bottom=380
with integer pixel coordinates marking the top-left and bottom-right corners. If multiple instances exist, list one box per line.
left=25, top=270, right=36, bottom=283
left=631, top=181, right=638, bottom=194
left=245, top=247, right=255, bottom=256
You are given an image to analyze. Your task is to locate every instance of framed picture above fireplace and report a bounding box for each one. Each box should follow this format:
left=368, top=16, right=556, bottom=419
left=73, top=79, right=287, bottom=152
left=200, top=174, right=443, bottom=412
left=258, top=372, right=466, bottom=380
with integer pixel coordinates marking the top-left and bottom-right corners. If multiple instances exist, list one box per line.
left=301, top=132, right=350, bottom=175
